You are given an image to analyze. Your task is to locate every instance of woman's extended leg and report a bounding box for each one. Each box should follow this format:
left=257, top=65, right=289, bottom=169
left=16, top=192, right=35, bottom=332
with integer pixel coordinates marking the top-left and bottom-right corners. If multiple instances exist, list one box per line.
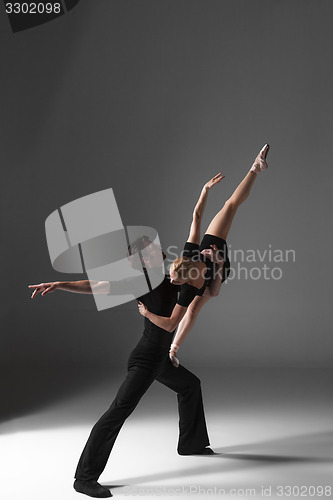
left=205, top=144, right=269, bottom=240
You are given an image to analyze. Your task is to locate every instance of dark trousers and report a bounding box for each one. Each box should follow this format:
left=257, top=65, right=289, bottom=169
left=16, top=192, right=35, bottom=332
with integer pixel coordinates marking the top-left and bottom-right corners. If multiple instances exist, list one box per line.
left=75, top=335, right=210, bottom=481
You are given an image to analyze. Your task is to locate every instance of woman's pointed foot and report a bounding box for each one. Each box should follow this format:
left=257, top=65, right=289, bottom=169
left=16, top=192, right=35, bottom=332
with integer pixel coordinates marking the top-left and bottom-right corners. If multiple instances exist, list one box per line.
left=250, top=144, right=270, bottom=174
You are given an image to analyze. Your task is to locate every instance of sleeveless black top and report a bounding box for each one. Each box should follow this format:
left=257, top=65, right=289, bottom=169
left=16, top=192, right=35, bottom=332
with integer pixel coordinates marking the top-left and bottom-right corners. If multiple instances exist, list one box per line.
left=176, top=242, right=215, bottom=307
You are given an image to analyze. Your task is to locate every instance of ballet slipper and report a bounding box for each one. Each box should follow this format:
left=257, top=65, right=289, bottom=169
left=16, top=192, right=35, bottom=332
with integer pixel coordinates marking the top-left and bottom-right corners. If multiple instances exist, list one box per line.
left=250, top=144, right=270, bottom=174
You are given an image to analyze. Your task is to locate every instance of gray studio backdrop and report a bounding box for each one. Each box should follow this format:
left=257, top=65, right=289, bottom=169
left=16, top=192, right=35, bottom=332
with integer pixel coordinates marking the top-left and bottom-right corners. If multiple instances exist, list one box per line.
left=1, top=0, right=332, bottom=411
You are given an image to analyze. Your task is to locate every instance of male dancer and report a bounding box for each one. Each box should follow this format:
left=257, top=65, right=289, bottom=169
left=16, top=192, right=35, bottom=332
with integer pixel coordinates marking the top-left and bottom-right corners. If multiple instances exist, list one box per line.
left=29, top=238, right=223, bottom=498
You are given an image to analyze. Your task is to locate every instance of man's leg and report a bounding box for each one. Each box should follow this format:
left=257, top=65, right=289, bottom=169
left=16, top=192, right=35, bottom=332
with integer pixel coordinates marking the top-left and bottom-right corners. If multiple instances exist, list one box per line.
left=75, top=368, right=153, bottom=480
left=74, top=344, right=164, bottom=498
left=156, top=362, right=211, bottom=455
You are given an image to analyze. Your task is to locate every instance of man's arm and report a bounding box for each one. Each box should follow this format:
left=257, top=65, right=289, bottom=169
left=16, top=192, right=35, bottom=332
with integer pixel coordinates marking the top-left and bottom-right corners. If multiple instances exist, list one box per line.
left=28, top=280, right=110, bottom=298
left=137, top=302, right=188, bottom=333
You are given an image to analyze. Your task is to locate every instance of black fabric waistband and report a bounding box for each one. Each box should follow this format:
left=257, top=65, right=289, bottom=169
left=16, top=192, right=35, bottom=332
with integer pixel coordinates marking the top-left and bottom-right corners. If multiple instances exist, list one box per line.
left=200, top=234, right=228, bottom=253
left=142, top=329, right=173, bottom=348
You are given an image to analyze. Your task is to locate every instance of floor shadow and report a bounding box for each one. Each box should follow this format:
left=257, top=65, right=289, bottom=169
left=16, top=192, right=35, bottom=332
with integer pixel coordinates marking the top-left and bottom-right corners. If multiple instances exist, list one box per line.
left=215, top=429, right=333, bottom=459
left=0, top=366, right=120, bottom=425
left=103, top=430, right=333, bottom=487
left=214, top=452, right=333, bottom=463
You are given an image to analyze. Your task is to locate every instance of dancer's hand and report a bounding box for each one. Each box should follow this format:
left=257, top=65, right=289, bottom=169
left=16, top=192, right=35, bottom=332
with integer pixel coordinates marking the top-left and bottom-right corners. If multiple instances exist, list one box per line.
left=28, top=282, right=59, bottom=298
left=200, top=244, right=224, bottom=265
left=204, top=173, right=224, bottom=191
left=169, top=351, right=180, bottom=368
left=137, top=301, right=148, bottom=317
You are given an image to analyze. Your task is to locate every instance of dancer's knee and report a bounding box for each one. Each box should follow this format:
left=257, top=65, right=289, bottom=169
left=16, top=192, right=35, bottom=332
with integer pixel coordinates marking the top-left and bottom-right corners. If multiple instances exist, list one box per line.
left=178, top=374, right=201, bottom=396
left=189, top=374, right=201, bottom=389
left=225, top=198, right=238, bottom=211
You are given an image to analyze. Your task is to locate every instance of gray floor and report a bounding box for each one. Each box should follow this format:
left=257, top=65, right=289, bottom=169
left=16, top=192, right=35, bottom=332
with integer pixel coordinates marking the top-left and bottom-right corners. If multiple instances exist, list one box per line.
left=2, top=367, right=332, bottom=499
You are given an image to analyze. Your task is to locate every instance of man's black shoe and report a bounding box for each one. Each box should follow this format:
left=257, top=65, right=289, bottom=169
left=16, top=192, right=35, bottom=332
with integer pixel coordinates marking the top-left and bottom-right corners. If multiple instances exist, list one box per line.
left=74, top=479, right=112, bottom=498
left=179, top=447, right=216, bottom=456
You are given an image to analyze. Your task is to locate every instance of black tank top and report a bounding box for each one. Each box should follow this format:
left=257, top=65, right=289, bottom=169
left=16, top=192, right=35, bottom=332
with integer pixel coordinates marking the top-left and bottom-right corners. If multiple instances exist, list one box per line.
left=177, top=242, right=215, bottom=308
left=138, top=275, right=180, bottom=340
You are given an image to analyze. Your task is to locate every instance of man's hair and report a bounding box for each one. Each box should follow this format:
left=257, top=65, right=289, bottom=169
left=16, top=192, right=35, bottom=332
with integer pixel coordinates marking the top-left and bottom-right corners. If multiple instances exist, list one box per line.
left=127, top=235, right=152, bottom=271
left=127, top=235, right=152, bottom=257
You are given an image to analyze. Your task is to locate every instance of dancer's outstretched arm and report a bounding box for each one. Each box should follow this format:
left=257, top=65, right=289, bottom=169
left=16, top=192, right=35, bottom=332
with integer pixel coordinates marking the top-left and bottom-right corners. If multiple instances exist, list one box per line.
left=187, top=173, right=224, bottom=244
left=28, top=280, right=110, bottom=298
left=137, top=174, right=225, bottom=334
left=168, top=293, right=211, bottom=365
left=167, top=173, right=225, bottom=339
left=169, top=254, right=224, bottom=367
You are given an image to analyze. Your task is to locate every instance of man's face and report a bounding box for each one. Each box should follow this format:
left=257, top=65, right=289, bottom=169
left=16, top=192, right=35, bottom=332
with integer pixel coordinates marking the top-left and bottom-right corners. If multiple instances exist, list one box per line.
left=141, top=242, right=164, bottom=269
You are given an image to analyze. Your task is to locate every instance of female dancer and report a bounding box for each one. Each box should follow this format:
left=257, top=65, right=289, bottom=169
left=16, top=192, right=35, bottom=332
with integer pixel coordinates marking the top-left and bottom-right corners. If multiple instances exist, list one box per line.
left=138, top=144, right=270, bottom=365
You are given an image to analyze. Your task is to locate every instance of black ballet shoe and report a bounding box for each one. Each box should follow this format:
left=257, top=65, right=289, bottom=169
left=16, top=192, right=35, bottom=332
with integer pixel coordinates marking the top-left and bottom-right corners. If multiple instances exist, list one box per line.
left=74, top=479, right=112, bottom=498
left=179, top=447, right=217, bottom=456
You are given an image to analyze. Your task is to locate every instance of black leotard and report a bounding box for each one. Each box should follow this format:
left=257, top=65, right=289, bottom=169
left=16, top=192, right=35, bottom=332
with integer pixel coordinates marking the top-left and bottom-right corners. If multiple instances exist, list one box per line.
left=177, top=234, right=230, bottom=307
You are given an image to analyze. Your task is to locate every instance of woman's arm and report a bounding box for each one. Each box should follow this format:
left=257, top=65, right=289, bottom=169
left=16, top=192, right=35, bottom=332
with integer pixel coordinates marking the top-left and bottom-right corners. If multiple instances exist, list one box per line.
left=200, top=245, right=225, bottom=297
left=137, top=302, right=188, bottom=333
left=187, top=173, right=224, bottom=244
left=169, top=293, right=212, bottom=362
left=169, top=248, right=224, bottom=366
left=28, top=280, right=110, bottom=298
left=206, top=263, right=223, bottom=296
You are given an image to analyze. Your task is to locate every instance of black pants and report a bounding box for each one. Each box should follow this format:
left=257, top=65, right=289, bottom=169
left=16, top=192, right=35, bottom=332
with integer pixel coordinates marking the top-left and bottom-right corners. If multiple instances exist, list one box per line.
left=75, top=335, right=210, bottom=481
